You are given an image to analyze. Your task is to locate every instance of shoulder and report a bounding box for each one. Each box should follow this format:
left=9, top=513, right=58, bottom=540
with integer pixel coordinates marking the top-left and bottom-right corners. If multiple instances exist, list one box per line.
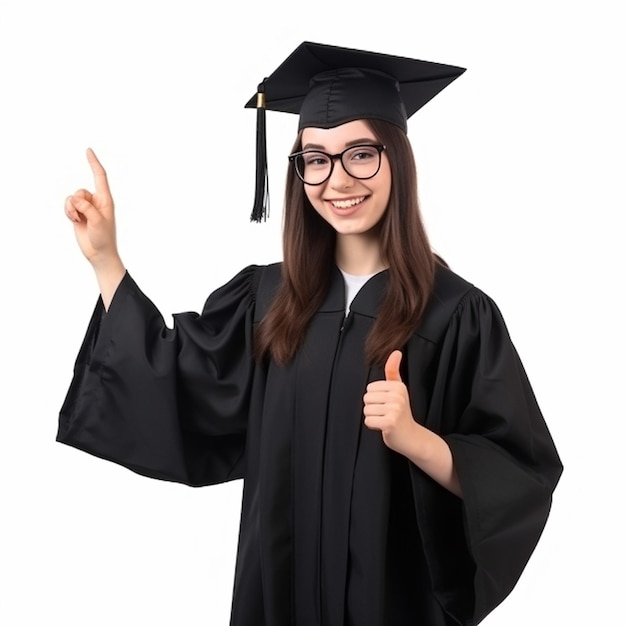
left=250, top=263, right=282, bottom=321
left=199, top=262, right=282, bottom=316
left=221, top=263, right=283, bottom=323
left=213, top=262, right=282, bottom=294
left=252, top=262, right=283, bottom=290
left=433, top=263, right=475, bottom=301
left=414, top=264, right=501, bottom=344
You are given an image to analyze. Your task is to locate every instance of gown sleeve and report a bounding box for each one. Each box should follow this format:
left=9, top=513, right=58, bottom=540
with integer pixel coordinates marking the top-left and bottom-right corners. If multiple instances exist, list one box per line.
left=409, top=288, right=563, bottom=625
left=57, top=265, right=260, bottom=487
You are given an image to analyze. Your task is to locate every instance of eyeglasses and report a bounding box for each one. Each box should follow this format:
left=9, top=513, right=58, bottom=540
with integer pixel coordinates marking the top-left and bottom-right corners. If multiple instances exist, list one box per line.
left=288, top=144, right=386, bottom=186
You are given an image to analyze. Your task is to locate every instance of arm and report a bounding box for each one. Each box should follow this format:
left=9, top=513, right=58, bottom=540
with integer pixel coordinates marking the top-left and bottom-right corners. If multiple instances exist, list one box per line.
left=57, top=266, right=258, bottom=487
left=64, top=148, right=125, bottom=309
left=409, top=289, right=563, bottom=625
left=363, top=350, right=462, bottom=497
left=60, top=149, right=257, bottom=486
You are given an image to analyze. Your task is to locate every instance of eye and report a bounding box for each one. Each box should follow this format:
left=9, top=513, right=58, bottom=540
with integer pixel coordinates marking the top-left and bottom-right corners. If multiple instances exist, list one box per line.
left=346, top=146, right=378, bottom=162
left=304, top=152, right=330, bottom=167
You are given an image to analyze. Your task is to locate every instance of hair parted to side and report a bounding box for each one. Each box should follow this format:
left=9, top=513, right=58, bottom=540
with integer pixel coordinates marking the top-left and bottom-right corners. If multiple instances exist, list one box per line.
left=254, top=118, right=437, bottom=367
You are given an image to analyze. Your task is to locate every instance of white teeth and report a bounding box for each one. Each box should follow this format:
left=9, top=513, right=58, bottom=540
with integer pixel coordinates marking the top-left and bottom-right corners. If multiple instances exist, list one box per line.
left=330, top=197, right=365, bottom=209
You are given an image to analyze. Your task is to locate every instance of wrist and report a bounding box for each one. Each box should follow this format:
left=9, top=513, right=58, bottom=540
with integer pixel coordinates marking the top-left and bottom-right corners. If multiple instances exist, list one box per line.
left=91, top=256, right=126, bottom=310
left=91, top=252, right=125, bottom=275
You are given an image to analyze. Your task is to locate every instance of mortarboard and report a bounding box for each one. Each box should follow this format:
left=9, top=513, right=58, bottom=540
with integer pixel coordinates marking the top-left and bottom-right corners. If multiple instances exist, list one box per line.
left=246, top=41, right=466, bottom=222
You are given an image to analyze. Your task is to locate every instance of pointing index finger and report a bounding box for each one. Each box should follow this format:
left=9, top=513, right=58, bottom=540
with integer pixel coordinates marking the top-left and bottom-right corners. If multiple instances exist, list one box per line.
left=86, top=147, right=111, bottom=195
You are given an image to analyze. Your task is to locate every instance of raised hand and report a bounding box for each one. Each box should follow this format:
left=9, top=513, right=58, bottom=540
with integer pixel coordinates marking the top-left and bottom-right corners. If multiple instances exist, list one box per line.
left=65, top=148, right=121, bottom=267
left=64, top=148, right=125, bottom=308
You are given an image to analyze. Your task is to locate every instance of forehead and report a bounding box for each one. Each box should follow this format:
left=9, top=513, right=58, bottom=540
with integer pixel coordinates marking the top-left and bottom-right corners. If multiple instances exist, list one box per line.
left=301, top=119, right=376, bottom=148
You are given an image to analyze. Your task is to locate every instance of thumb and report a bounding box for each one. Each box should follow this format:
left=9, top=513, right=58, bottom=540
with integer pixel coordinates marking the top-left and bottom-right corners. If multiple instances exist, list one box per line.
left=384, top=350, right=403, bottom=382
left=69, top=193, right=99, bottom=222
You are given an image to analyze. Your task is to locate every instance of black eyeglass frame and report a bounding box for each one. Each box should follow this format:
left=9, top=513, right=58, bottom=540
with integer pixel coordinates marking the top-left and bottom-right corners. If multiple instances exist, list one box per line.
left=288, top=143, right=387, bottom=186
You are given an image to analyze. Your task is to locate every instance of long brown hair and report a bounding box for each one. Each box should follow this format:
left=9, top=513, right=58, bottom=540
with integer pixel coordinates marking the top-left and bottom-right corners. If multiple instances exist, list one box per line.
left=255, top=118, right=436, bottom=366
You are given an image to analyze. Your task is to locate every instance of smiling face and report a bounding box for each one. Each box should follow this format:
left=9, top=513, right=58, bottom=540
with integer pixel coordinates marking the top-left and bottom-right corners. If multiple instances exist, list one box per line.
left=300, top=120, right=392, bottom=238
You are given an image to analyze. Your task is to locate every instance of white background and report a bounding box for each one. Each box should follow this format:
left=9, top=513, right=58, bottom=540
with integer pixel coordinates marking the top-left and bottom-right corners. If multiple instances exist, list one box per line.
left=1, top=1, right=623, bottom=624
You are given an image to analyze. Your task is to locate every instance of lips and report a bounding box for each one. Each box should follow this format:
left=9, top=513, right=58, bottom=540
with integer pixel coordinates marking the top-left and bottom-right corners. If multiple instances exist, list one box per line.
left=328, top=196, right=366, bottom=209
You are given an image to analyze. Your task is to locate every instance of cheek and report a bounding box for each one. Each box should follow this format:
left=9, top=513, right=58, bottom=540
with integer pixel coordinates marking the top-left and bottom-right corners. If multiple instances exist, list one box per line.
left=380, top=166, right=392, bottom=205
left=304, top=184, right=322, bottom=207
left=383, top=161, right=392, bottom=195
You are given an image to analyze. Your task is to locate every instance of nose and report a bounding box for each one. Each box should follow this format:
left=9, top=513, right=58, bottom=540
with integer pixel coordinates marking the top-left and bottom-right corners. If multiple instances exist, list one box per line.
left=328, top=155, right=354, bottom=189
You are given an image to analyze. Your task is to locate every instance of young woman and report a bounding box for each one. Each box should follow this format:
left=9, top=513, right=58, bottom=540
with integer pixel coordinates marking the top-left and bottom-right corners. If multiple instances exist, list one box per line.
left=58, top=42, right=562, bottom=626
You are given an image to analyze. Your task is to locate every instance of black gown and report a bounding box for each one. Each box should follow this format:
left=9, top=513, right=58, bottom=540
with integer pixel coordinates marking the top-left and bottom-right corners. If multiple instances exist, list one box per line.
left=57, top=262, right=562, bottom=626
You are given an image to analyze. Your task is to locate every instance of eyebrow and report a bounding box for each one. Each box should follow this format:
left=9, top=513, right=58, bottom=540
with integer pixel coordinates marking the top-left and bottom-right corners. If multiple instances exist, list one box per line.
left=301, top=138, right=378, bottom=151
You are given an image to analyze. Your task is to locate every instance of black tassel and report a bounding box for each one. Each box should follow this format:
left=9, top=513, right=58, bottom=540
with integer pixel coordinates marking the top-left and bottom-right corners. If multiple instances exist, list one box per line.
left=250, top=81, right=269, bottom=222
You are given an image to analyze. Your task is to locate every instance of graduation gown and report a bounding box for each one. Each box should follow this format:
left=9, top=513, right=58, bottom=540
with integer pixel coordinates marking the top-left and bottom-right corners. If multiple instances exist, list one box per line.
left=57, top=262, right=562, bottom=626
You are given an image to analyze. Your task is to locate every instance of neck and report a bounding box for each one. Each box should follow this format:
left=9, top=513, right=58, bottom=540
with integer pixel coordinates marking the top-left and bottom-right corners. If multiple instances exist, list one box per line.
left=335, top=232, right=386, bottom=275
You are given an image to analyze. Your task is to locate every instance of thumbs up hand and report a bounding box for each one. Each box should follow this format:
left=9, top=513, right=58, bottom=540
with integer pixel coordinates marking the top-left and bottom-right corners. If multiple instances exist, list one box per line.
left=363, top=350, right=419, bottom=454
left=364, top=351, right=463, bottom=497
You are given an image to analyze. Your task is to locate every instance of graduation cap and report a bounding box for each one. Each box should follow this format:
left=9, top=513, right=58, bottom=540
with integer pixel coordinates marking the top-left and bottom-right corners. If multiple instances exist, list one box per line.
left=246, top=41, right=466, bottom=222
